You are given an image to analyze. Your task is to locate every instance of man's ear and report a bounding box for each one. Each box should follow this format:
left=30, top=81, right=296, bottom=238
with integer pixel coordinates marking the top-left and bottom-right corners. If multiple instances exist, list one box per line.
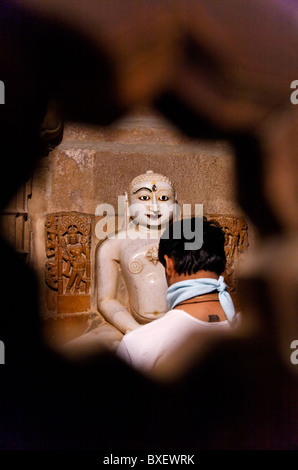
left=164, top=255, right=175, bottom=277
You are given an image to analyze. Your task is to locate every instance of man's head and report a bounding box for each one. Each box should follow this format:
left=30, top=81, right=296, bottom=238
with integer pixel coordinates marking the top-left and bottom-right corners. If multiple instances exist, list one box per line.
left=158, top=217, right=226, bottom=285
left=128, top=170, right=176, bottom=228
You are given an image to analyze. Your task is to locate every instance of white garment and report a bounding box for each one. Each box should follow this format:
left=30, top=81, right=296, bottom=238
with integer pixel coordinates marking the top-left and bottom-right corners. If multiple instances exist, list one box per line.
left=116, top=309, right=235, bottom=373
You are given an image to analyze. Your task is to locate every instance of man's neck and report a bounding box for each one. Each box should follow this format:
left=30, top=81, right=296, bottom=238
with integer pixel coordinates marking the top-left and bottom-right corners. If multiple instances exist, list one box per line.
left=168, top=270, right=219, bottom=287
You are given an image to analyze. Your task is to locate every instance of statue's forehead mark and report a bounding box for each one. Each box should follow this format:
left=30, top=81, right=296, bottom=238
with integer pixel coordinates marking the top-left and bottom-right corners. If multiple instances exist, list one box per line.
left=132, top=187, right=152, bottom=195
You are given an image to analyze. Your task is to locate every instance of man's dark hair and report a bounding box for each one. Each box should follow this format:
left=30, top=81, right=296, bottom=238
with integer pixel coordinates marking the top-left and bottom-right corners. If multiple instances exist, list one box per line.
left=158, top=217, right=226, bottom=276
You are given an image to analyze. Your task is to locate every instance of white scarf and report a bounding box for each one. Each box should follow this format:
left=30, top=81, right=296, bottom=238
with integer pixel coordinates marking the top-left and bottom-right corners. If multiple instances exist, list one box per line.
left=166, top=276, right=236, bottom=322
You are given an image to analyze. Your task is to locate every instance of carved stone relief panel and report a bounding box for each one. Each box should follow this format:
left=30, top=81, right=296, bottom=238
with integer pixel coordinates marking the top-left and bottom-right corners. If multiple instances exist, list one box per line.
left=45, top=212, right=91, bottom=313
left=45, top=211, right=248, bottom=315
left=206, top=214, right=249, bottom=293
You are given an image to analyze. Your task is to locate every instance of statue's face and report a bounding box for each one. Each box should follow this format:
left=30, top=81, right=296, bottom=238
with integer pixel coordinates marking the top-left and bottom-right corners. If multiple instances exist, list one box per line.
left=68, top=233, right=78, bottom=244
left=129, top=178, right=175, bottom=227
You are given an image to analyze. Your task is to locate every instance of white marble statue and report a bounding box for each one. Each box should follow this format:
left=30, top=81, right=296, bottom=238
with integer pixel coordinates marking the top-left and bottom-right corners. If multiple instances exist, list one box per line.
left=96, top=170, right=177, bottom=334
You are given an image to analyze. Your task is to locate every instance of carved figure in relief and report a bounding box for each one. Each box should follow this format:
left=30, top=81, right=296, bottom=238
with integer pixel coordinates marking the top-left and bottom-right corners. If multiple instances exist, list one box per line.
left=45, top=214, right=91, bottom=295
left=45, top=215, right=59, bottom=290
left=62, top=225, right=89, bottom=293
left=45, top=215, right=58, bottom=256
left=208, top=215, right=249, bottom=292
left=96, top=170, right=177, bottom=334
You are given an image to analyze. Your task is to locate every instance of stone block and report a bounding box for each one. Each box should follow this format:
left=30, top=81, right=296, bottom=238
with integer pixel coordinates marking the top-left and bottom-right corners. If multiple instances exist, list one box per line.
left=57, top=294, right=90, bottom=314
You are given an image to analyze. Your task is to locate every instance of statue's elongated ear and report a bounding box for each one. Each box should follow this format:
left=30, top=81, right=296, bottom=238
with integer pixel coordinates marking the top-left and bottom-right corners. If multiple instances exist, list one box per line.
left=124, top=191, right=129, bottom=212
left=173, top=193, right=180, bottom=222
left=124, top=191, right=130, bottom=226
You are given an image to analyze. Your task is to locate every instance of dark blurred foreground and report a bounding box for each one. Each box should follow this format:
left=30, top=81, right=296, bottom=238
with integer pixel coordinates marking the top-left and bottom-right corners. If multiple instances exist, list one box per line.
left=0, top=0, right=297, bottom=450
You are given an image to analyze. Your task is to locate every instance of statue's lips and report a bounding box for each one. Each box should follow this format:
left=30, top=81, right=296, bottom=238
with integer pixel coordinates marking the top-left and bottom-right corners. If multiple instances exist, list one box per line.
left=146, top=214, right=161, bottom=219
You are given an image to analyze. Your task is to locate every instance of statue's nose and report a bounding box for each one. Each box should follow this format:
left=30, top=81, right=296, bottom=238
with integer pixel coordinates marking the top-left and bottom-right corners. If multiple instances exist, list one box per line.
left=150, top=193, right=159, bottom=212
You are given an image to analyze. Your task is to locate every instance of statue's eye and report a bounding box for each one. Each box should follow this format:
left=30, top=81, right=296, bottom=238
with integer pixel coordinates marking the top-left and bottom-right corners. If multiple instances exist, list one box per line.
left=139, top=195, right=150, bottom=201
left=159, top=195, right=169, bottom=201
